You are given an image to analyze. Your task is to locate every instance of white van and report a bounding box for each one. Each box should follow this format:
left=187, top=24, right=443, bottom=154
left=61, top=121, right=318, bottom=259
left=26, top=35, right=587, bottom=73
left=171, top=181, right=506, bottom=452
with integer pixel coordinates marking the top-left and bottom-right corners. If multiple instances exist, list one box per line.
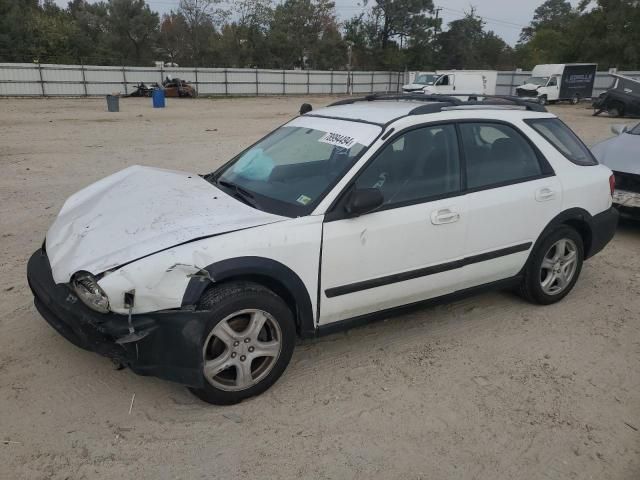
left=420, top=70, right=498, bottom=98
left=516, top=64, right=597, bottom=105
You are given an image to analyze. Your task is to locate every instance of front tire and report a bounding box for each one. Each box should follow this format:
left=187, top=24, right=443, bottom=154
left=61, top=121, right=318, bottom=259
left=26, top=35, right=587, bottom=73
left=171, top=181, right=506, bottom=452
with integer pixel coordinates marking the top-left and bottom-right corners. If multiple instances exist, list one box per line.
left=607, top=101, right=625, bottom=117
left=188, top=282, right=296, bottom=405
left=538, top=95, right=548, bottom=106
left=518, top=226, right=584, bottom=305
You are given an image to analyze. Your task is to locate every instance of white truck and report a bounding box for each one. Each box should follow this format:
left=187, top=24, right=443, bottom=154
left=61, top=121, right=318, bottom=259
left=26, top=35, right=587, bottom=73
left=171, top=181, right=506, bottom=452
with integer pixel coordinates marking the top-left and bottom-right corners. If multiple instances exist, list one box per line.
left=404, top=70, right=497, bottom=98
left=516, top=64, right=597, bottom=106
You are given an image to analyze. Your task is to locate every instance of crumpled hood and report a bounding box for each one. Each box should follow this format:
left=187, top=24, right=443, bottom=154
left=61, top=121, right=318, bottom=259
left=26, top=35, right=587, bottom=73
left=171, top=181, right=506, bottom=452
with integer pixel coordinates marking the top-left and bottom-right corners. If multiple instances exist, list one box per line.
left=591, top=134, right=640, bottom=175
left=46, top=165, right=286, bottom=283
left=517, top=83, right=541, bottom=92
left=402, top=83, right=426, bottom=92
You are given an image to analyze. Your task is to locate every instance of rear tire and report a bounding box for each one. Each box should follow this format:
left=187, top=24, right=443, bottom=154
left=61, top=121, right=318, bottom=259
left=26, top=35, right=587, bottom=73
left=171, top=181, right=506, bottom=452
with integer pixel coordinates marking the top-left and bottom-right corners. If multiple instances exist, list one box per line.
left=518, top=226, right=584, bottom=305
left=571, top=95, right=580, bottom=105
left=188, top=281, right=296, bottom=405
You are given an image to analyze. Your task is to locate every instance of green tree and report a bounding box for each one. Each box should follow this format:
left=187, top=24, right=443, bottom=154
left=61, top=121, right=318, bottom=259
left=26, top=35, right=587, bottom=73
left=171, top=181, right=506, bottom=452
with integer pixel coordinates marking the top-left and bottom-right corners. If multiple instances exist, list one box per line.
left=267, top=0, right=344, bottom=69
left=437, top=9, right=513, bottom=69
left=178, top=0, right=228, bottom=66
left=107, top=0, right=159, bottom=64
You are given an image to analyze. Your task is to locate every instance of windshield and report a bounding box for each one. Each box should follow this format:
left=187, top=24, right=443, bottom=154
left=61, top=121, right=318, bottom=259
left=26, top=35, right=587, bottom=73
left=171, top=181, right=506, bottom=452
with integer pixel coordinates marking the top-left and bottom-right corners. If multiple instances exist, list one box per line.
left=526, top=77, right=549, bottom=86
left=414, top=74, right=436, bottom=85
left=211, top=117, right=380, bottom=216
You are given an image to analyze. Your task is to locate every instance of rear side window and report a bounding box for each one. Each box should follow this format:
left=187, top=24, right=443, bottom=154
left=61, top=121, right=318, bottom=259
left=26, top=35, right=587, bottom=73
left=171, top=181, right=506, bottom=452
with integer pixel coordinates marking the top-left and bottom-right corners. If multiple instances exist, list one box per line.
left=460, top=123, right=543, bottom=190
left=526, top=118, right=597, bottom=166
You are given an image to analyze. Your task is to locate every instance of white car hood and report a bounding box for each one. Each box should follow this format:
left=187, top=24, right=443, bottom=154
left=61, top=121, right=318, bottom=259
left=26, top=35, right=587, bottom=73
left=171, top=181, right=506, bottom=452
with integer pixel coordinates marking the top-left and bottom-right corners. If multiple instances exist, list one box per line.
left=518, top=83, right=540, bottom=91
left=46, top=165, right=286, bottom=283
left=591, top=134, right=640, bottom=175
left=402, top=83, right=426, bottom=91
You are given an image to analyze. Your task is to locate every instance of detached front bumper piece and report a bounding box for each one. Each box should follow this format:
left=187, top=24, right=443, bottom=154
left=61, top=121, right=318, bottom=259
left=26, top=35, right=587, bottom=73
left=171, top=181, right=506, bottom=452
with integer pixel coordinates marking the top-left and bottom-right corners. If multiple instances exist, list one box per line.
left=27, top=249, right=209, bottom=387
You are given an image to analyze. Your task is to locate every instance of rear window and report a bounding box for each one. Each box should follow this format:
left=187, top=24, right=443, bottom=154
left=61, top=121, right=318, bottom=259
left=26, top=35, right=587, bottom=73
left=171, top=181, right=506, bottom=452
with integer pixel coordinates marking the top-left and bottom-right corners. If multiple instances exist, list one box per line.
left=526, top=118, right=598, bottom=166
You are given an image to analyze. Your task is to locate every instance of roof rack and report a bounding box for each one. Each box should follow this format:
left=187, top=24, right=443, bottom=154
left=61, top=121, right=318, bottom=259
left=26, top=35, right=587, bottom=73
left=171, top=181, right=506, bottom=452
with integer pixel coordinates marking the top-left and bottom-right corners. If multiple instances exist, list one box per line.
left=328, top=93, right=463, bottom=107
left=328, top=93, right=547, bottom=113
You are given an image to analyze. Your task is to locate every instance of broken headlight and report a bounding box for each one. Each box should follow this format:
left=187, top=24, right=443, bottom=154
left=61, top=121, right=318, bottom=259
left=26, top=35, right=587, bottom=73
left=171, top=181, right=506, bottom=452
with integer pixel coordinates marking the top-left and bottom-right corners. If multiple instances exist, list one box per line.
left=71, top=271, right=110, bottom=313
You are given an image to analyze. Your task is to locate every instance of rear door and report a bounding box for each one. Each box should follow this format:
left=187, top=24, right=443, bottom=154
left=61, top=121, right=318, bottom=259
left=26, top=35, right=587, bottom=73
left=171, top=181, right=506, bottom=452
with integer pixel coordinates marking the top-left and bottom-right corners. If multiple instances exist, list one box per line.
left=319, top=123, right=467, bottom=325
left=457, top=121, right=562, bottom=288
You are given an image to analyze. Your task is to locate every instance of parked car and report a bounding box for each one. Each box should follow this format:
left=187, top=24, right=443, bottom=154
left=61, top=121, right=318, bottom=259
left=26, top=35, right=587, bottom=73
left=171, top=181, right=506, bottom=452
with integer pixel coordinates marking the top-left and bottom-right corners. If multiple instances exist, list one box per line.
left=419, top=70, right=497, bottom=100
left=591, top=122, right=640, bottom=216
left=592, top=74, right=640, bottom=117
left=28, top=94, right=618, bottom=405
left=402, top=72, right=438, bottom=93
left=517, top=64, right=597, bottom=105
left=162, top=76, right=197, bottom=97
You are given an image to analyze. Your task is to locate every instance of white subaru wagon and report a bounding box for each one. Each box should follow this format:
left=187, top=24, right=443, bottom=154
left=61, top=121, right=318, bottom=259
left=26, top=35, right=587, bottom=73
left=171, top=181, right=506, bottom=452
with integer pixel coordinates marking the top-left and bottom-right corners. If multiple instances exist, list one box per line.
left=28, top=95, right=618, bottom=404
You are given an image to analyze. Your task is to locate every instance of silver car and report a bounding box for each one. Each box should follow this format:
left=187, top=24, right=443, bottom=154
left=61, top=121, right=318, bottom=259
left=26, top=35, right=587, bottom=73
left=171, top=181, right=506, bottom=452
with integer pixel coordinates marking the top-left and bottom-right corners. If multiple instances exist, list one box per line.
left=591, top=123, right=640, bottom=216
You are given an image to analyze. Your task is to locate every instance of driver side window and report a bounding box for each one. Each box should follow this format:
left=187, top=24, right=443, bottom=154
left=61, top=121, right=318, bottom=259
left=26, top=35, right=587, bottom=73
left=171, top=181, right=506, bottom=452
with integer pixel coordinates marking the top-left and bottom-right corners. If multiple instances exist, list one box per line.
left=437, top=75, right=450, bottom=86
left=355, top=124, right=461, bottom=209
left=548, top=77, right=558, bottom=87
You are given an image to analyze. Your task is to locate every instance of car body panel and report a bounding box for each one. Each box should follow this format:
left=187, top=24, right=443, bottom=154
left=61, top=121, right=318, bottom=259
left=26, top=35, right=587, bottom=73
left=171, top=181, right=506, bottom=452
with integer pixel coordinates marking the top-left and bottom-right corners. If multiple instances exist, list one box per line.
left=591, top=126, right=640, bottom=213
left=98, top=215, right=323, bottom=315
left=319, top=195, right=469, bottom=324
left=45, top=165, right=287, bottom=283
left=591, top=130, right=640, bottom=175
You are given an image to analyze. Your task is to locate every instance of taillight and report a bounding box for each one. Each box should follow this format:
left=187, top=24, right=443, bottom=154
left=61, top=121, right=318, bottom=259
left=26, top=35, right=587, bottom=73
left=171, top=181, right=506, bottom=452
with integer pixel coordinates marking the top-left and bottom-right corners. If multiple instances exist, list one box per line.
left=609, top=174, right=615, bottom=197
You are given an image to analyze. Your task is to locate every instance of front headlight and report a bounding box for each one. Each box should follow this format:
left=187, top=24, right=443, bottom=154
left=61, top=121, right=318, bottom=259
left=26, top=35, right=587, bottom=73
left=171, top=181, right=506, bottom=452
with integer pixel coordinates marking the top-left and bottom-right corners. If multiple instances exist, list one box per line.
left=71, top=271, right=110, bottom=313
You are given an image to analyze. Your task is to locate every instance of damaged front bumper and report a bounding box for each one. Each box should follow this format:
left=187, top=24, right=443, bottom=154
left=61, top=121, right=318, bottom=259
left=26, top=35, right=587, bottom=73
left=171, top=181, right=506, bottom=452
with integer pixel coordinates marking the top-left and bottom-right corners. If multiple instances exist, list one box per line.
left=27, top=249, right=209, bottom=388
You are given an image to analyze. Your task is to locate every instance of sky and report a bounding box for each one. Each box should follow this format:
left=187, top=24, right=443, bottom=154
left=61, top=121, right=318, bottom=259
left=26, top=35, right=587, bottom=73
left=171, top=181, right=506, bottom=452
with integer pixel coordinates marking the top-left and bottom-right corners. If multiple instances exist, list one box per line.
left=53, top=0, right=581, bottom=46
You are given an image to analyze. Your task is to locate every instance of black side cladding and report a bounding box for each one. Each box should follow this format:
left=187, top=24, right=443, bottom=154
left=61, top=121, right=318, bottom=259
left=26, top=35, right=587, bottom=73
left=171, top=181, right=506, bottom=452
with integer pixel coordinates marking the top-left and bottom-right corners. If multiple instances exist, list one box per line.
left=181, top=256, right=316, bottom=338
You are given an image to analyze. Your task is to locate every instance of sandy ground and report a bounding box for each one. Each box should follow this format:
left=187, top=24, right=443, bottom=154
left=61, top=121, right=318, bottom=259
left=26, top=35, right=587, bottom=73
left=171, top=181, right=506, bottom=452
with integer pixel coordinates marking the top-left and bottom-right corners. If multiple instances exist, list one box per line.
left=0, top=97, right=639, bottom=480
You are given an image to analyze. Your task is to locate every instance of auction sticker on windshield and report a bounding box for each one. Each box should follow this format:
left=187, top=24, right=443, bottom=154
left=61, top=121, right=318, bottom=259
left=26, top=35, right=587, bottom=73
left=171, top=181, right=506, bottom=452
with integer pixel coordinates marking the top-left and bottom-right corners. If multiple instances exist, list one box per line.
left=318, top=132, right=357, bottom=149
left=287, top=116, right=382, bottom=147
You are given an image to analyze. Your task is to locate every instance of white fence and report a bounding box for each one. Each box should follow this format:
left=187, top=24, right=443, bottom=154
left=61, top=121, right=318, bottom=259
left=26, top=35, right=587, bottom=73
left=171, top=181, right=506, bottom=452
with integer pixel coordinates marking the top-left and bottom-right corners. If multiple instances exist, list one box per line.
left=0, top=63, right=404, bottom=96
left=2, top=63, right=638, bottom=98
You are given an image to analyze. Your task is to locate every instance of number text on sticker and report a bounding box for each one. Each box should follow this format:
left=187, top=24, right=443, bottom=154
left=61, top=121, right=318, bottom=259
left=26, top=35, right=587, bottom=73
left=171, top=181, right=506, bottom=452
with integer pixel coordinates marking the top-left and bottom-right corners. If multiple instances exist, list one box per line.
left=319, top=132, right=356, bottom=149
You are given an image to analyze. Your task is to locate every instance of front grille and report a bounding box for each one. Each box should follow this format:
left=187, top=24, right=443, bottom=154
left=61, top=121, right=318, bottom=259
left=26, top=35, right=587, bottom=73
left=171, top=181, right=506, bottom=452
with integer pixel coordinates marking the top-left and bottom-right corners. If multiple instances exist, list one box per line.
left=614, top=171, right=640, bottom=193
left=516, top=89, right=538, bottom=98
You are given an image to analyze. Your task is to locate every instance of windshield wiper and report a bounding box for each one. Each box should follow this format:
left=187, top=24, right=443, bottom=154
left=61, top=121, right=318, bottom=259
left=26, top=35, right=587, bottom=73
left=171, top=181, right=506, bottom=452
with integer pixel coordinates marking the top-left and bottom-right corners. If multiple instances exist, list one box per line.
left=217, top=179, right=259, bottom=208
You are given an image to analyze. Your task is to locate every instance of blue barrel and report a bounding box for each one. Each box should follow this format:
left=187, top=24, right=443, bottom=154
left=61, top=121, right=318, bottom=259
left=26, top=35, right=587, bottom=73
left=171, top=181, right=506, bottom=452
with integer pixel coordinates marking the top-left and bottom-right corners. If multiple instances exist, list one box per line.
left=152, top=88, right=165, bottom=108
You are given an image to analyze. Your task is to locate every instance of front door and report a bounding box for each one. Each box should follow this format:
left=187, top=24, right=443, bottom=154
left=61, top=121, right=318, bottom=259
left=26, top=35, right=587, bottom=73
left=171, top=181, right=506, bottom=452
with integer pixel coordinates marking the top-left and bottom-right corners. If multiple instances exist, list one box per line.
left=319, top=123, right=467, bottom=325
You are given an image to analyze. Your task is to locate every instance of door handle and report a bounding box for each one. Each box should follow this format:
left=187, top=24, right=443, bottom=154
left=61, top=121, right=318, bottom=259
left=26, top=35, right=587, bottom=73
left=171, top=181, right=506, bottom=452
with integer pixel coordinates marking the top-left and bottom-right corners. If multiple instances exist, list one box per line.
left=535, top=187, right=556, bottom=202
left=431, top=208, right=460, bottom=225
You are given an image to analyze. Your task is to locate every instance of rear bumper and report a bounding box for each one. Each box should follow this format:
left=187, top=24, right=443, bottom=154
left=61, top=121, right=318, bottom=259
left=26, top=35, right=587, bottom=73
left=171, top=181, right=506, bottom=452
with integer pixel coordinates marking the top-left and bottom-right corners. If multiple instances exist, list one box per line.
left=27, top=249, right=209, bottom=388
left=613, top=189, right=640, bottom=214
left=586, top=207, right=619, bottom=259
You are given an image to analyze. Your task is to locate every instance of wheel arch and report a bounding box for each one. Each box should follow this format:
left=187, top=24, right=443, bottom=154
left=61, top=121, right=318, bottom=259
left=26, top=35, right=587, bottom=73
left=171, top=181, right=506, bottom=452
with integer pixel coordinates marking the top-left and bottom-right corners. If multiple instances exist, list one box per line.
left=181, top=256, right=316, bottom=338
left=532, top=208, right=595, bottom=262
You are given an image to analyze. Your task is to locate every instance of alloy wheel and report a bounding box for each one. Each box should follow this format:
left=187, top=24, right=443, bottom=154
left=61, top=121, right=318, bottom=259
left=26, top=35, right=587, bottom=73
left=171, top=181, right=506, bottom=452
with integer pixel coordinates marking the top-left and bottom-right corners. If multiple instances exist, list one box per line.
left=202, top=309, right=282, bottom=391
left=539, top=238, right=578, bottom=295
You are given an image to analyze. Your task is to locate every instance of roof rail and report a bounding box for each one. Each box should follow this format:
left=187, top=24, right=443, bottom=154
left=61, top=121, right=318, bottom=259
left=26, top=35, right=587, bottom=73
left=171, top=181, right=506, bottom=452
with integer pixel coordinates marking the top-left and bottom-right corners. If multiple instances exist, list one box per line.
left=328, top=93, right=463, bottom=107
left=464, top=95, right=548, bottom=112
left=328, top=93, right=547, bottom=113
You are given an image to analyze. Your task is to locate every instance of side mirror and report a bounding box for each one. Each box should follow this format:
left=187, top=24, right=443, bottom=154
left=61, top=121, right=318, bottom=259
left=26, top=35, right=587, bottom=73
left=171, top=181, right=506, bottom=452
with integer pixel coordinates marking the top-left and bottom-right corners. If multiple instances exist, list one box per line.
left=611, top=124, right=628, bottom=135
left=345, top=188, right=384, bottom=216
left=299, top=103, right=313, bottom=115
